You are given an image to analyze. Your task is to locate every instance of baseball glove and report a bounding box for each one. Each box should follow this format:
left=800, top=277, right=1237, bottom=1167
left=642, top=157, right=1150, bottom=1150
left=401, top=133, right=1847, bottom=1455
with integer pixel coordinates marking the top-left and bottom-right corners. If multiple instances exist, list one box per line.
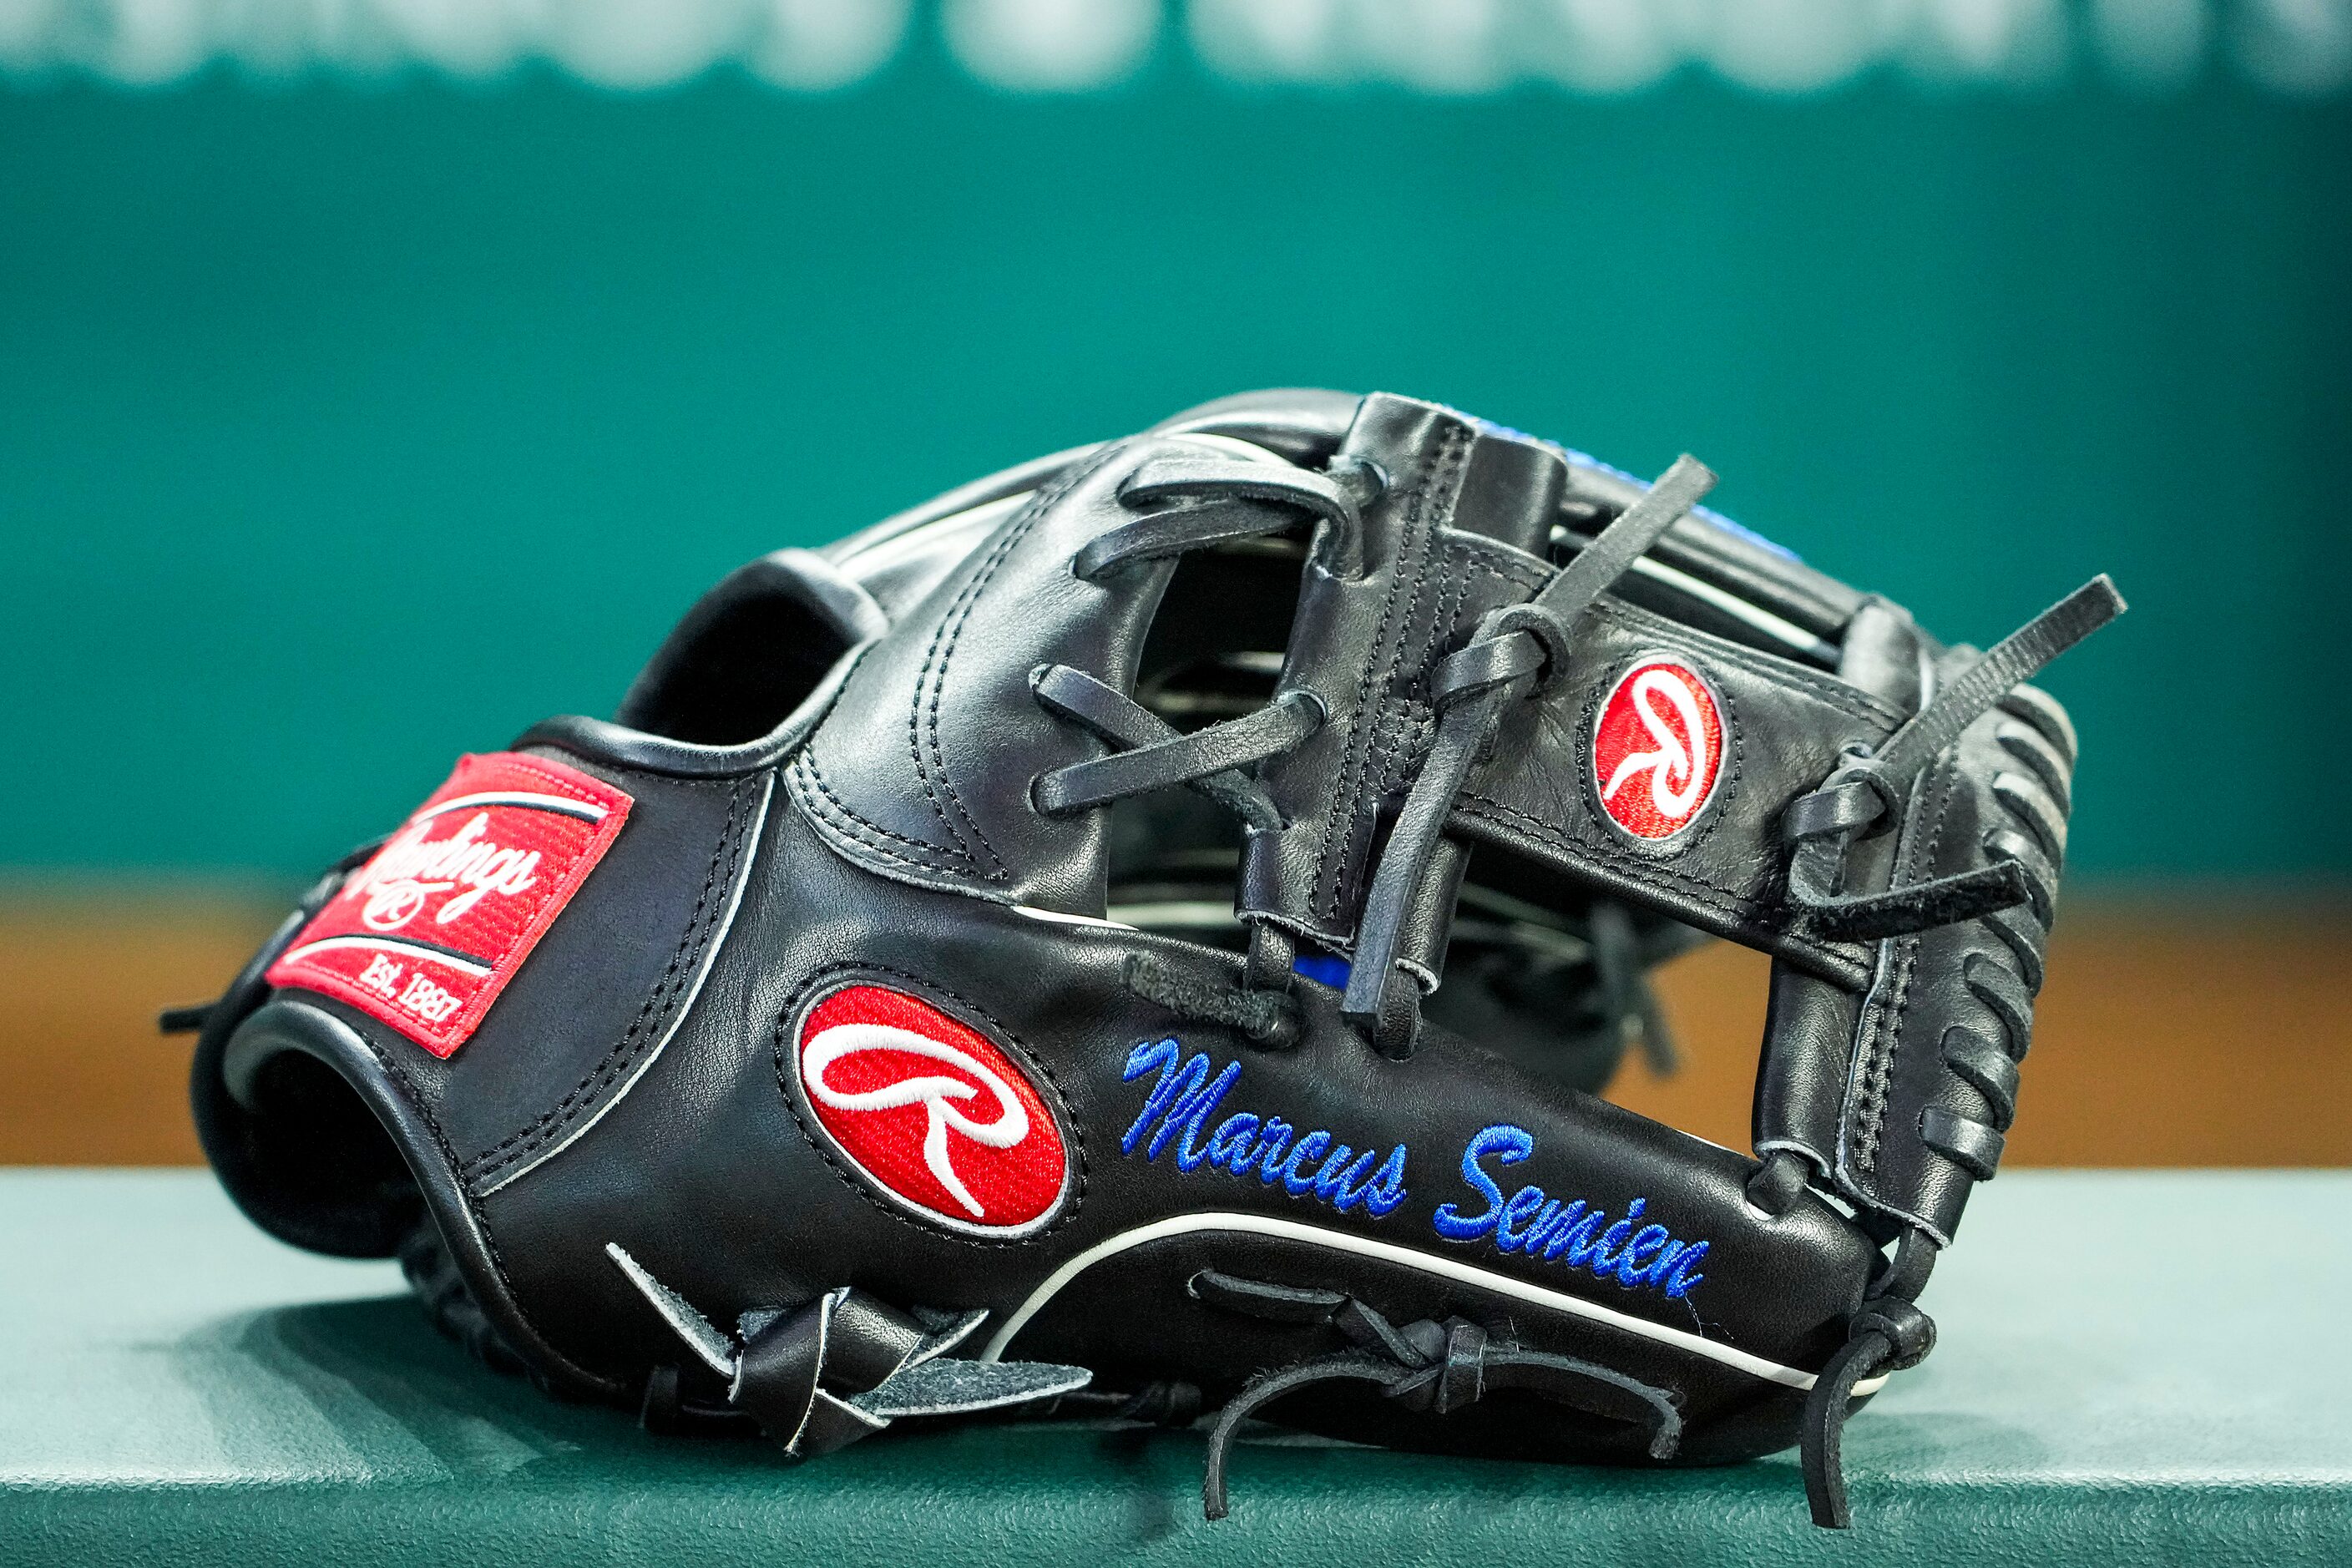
left=176, top=389, right=2121, bottom=1528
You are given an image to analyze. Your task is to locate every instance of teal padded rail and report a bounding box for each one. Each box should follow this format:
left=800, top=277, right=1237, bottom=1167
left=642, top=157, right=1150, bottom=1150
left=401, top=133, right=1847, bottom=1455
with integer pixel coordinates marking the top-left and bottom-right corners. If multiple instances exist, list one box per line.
left=3, top=1170, right=2345, bottom=1566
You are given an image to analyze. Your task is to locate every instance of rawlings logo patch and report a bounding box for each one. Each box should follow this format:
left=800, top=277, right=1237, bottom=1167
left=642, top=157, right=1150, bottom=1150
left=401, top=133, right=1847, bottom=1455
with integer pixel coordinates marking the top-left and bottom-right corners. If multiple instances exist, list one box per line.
left=796, top=984, right=1070, bottom=1237
left=266, top=752, right=631, bottom=1059
left=1591, top=655, right=1726, bottom=842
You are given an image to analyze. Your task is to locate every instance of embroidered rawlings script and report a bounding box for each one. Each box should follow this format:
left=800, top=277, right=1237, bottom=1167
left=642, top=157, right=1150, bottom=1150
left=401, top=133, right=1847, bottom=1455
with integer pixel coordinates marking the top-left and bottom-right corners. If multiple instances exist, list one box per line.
left=1435, top=1125, right=1710, bottom=1297
left=1120, top=1039, right=1409, bottom=1218
left=266, top=752, right=632, bottom=1058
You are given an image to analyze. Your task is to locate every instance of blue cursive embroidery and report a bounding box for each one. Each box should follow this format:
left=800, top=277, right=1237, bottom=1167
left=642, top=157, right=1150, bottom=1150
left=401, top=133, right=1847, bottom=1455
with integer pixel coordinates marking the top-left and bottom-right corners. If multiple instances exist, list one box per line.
left=1120, top=1039, right=1409, bottom=1218
left=1433, top=1124, right=1710, bottom=1298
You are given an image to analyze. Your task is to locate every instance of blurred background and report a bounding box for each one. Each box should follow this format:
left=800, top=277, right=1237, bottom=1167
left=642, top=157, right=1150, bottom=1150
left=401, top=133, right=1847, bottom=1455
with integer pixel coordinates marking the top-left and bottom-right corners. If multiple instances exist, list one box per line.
left=2, top=0, right=2345, bottom=1166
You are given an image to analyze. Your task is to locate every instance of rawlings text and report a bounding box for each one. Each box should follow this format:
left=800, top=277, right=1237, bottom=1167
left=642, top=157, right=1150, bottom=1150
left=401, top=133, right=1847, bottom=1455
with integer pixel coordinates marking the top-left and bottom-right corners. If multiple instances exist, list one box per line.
left=345, top=812, right=545, bottom=930
left=264, top=751, right=633, bottom=1059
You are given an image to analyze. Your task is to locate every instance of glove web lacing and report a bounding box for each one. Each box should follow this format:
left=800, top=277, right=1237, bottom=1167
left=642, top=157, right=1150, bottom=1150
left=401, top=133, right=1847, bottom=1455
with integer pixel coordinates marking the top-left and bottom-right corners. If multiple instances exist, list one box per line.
left=1032, top=448, right=1721, bottom=1060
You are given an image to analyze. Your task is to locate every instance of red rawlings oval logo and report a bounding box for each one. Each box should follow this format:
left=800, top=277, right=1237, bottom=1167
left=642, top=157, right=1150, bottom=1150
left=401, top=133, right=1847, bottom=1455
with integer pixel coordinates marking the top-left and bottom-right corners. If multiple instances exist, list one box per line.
left=796, top=984, right=1070, bottom=1236
left=1591, top=656, right=1726, bottom=842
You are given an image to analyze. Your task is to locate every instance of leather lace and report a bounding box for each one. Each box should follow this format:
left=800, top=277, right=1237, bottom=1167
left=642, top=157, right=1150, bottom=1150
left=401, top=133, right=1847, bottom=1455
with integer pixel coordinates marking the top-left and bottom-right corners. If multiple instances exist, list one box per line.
left=1777, top=577, right=2120, bottom=1528
left=1778, top=579, right=2122, bottom=1214
left=1029, top=453, right=1375, bottom=834
left=1338, top=455, right=1718, bottom=1056
left=1030, top=452, right=1378, bottom=1040
left=1035, top=448, right=1714, bottom=1060
left=1188, top=1268, right=1682, bottom=1521
left=1779, top=576, right=2121, bottom=945
left=1798, top=1228, right=1938, bottom=1527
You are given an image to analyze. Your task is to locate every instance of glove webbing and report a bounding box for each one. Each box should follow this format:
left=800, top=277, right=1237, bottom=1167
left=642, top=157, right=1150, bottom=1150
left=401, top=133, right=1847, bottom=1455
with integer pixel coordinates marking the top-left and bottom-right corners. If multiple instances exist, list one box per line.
left=1342, top=456, right=1717, bottom=1055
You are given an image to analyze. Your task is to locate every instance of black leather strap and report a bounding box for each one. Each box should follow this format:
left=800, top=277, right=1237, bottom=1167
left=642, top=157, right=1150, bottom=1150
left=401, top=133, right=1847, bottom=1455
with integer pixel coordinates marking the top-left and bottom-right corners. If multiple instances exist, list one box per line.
left=1096, top=455, right=1363, bottom=578
left=1530, top=455, right=1717, bottom=632
left=1779, top=579, right=2120, bottom=944
left=1874, top=577, right=2122, bottom=782
left=1196, top=1267, right=1683, bottom=1520
left=608, top=1250, right=1090, bottom=1462
left=1032, top=674, right=1323, bottom=822
left=1337, top=457, right=1717, bottom=1051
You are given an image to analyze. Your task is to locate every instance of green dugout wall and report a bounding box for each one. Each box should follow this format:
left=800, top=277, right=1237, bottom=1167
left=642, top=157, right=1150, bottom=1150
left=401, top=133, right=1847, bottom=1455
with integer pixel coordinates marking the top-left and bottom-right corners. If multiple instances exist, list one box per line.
left=1, top=3, right=2345, bottom=881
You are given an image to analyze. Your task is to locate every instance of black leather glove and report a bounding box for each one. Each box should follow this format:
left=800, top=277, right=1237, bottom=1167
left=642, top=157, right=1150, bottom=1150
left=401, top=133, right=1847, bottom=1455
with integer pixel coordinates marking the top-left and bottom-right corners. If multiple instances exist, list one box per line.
left=180, top=390, right=2119, bottom=1529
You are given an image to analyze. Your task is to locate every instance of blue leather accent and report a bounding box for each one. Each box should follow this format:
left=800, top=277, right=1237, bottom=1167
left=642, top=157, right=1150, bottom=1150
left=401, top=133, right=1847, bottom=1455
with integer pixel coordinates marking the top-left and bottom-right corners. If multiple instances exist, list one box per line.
left=1291, top=953, right=1351, bottom=989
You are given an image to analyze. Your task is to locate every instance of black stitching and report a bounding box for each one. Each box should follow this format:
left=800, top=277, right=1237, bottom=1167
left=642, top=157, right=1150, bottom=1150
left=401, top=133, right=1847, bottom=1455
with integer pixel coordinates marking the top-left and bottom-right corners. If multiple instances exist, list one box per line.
left=787, top=749, right=974, bottom=872
left=1586, top=599, right=1904, bottom=729
left=1312, top=424, right=1444, bottom=920
left=1847, top=759, right=1958, bottom=1175
left=1443, top=530, right=1553, bottom=591
left=911, top=570, right=994, bottom=871
left=1848, top=939, right=1912, bottom=1174
left=1355, top=444, right=1460, bottom=832
left=461, top=776, right=756, bottom=1183
left=1451, top=794, right=1770, bottom=924
left=463, top=778, right=745, bottom=1176
left=1317, top=422, right=1469, bottom=923
left=1445, top=791, right=1870, bottom=986
left=913, top=443, right=1127, bottom=880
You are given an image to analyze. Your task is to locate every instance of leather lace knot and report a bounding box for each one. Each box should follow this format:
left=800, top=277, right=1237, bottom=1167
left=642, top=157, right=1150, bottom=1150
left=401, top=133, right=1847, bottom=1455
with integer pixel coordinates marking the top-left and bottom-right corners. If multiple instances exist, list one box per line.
left=1190, top=1269, right=1681, bottom=1521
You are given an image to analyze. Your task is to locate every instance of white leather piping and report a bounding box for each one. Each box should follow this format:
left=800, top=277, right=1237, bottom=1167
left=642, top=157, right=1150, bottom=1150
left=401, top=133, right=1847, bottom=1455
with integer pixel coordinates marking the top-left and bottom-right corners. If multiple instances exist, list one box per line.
left=978, top=1210, right=1889, bottom=1395
left=476, top=773, right=775, bottom=1197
